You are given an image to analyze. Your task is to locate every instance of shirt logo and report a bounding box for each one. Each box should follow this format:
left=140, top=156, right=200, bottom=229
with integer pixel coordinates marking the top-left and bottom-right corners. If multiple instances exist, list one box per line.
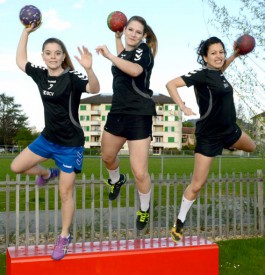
left=134, top=48, right=143, bottom=61
left=43, top=90, right=54, bottom=96
left=63, top=164, right=73, bottom=169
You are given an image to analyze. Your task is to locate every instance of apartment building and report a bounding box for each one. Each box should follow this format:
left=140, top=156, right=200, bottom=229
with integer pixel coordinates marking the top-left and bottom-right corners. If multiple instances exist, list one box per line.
left=252, top=111, right=265, bottom=145
left=79, top=93, right=182, bottom=154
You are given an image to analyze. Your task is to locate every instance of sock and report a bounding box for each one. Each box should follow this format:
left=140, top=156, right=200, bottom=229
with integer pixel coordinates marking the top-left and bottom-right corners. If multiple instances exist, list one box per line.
left=107, top=167, right=120, bottom=184
left=177, top=195, right=196, bottom=223
left=138, top=189, right=151, bottom=212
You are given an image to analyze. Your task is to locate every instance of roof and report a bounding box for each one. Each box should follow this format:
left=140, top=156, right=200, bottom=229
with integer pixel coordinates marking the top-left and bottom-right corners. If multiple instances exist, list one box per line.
left=182, top=127, right=195, bottom=134
left=80, top=93, right=175, bottom=104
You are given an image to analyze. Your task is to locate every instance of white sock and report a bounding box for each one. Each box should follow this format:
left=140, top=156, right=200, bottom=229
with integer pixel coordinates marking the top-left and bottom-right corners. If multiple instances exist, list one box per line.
left=138, top=190, right=151, bottom=211
left=107, top=167, right=120, bottom=184
left=177, top=195, right=196, bottom=223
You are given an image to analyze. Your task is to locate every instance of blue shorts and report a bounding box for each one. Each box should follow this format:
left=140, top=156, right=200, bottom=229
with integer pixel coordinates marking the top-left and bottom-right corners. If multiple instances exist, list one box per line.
left=28, top=134, right=84, bottom=173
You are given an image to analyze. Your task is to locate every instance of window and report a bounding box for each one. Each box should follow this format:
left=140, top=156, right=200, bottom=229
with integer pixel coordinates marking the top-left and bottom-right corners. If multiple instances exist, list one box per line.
left=168, top=137, right=175, bottom=143
left=85, top=136, right=89, bottom=142
left=80, top=105, right=86, bottom=111
left=80, top=115, right=84, bottom=121
left=105, top=105, right=111, bottom=111
left=102, top=115, right=105, bottom=121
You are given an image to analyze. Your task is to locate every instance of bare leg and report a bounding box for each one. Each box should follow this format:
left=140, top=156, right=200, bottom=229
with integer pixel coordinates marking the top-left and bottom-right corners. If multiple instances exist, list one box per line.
left=59, top=171, right=76, bottom=237
left=101, top=130, right=126, bottom=170
left=10, top=147, right=50, bottom=177
left=128, top=137, right=151, bottom=194
left=184, top=153, right=215, bottom=200
left=232, top=131, right=256, bottom=152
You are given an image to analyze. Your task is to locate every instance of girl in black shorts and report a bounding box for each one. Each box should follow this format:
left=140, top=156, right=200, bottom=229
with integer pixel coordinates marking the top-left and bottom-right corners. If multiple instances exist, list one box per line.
left=96, top=16, right=158, bottom=231
left=166, top=36, right=256, bottom=242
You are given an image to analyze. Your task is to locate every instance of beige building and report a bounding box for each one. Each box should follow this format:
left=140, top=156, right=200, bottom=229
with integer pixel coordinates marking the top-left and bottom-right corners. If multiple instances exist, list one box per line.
left=79, top=93, right=182, bottom=154
left=252, top=111, right=265, bottom=145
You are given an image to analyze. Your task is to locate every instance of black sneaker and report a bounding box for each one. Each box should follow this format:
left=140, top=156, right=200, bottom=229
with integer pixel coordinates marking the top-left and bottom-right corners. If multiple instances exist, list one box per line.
left=170, top=218, right=184, bottom=243
left=136, top=208, right=150, bottom=230
left=105, top=174, right=127, bottom=201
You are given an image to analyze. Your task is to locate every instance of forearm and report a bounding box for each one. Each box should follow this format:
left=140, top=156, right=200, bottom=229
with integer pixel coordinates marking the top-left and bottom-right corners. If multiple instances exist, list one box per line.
left=115, top=37, right=124, bottom=55
left=109, top=54, right=142, bottom=77
left=85, top=68, right=100, bottom=94
left=222, top=52, right=239, bottom=71
left=16, top=29, right=29, bottom=71
left=166, top=80, right=186, bottom=111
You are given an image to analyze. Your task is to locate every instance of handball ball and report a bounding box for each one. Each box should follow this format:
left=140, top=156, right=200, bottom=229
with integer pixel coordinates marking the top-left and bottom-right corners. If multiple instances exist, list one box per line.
left=19, top=5, right=42, bottom=28
left=107, top=11, right=127, bottom=32
left=236, top=34, right=256, bottom=55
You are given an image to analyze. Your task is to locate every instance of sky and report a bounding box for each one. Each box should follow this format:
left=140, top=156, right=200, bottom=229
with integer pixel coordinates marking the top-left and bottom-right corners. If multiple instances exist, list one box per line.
left=0, top=0, right=262, bottom=131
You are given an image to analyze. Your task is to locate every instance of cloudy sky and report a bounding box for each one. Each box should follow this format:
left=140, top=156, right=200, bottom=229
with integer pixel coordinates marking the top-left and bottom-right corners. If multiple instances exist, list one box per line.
left=0, top=0, right=262, bottom=131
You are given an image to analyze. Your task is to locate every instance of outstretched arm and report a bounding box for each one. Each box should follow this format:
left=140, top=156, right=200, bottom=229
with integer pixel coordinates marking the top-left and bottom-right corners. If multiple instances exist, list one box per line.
left=166, top=77, right=197, bottom=116
left=74, top=46, right=100, bottom=94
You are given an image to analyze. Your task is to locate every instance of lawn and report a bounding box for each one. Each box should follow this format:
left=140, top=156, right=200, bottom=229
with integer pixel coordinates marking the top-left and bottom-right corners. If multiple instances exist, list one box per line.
left=0, top=237, right=264, bottom=274
left=1, top=155, right=264, bottom=181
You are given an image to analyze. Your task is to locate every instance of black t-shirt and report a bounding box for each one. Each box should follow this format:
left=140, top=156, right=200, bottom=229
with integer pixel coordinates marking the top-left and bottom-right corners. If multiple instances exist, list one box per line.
left=181, top=67, right=237, bottom=137
left=110, top=42, right=156, bottom=116
left=26, top=62, right=88, bottom=146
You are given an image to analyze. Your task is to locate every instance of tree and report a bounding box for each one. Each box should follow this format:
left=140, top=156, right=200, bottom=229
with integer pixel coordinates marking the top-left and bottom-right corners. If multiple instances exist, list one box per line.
left=205, top=0, right=265, bottom=155
left=204, top=0, right=265, bottom=120
left=14, top=127, right=39, bottom=148
left=0, top=93, right=29, bottom=145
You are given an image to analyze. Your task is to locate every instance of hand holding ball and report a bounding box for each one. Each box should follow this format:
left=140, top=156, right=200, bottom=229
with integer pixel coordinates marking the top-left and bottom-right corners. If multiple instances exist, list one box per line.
left=107, top=11, right=127, bottom=32
left=235, top=34, right=255, bottom=55
left=19, top=5, right=42, bottom=28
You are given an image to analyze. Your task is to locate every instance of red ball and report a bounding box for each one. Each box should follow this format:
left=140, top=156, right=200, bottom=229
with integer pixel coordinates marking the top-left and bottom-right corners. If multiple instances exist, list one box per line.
left=107, top=11, right=127, bottom=32
left=236, top=34, right=256, bottom=55
left=19, top=5, right=42, bottom=28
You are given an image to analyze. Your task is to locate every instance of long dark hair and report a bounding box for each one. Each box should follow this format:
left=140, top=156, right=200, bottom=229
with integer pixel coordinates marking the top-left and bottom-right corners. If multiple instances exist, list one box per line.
left=42, top=38, right=74, bottom=70
left=196, top=36, right=226, bottom=66
left=126, top=16, right=158, bottom=58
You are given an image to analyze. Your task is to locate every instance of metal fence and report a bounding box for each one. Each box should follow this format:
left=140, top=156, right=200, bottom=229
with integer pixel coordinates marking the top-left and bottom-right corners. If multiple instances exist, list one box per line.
left=0, top=170, right=264, bottom=249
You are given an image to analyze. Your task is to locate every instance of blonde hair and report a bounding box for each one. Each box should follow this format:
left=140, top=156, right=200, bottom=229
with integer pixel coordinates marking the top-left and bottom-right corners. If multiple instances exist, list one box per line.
left=126, top=16, right=158, bottom=57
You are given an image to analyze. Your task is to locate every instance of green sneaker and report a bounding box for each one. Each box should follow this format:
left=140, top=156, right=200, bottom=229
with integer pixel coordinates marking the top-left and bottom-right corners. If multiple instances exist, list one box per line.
left=105, top=174, right=127, bottom=201
left=136, top=208, right=150, bottom=230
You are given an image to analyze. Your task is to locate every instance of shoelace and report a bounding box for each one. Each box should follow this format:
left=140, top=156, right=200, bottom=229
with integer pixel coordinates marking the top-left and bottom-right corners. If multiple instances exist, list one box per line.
left=137, top=211, right=149, bottom=222
left=55, top=236, right=68, bottom=249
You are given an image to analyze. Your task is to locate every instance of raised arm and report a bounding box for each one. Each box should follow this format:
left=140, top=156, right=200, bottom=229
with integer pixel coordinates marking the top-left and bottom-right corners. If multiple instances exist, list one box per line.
left=166, top=77, right=197, bottom=116
left=74, top=46, right=100, bottom=94
left=115, top=31, right=125, bottom=55
left=222, top=42, right=241, bottom=72
left=16, top=24, right=38, bottom=72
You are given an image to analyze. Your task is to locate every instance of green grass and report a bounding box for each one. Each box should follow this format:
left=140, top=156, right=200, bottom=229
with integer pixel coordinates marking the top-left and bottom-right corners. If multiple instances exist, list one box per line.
left=0, top=237, right=264, bottom=274
left=1, top=155, right=264, bottom=181
left=0, top=254, right=5, bottom=275
left=0, top=155, right=264, bottom=211
left=218, top=237, right=265, bottom=275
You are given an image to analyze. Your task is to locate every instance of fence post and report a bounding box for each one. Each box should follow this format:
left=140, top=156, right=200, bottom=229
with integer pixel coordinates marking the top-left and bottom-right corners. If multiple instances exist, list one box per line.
left=257, top=169, right=264, bottom=234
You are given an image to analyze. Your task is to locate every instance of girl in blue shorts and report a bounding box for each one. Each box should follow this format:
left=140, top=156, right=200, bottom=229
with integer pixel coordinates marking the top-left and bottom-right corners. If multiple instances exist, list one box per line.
left=11, top=23, right=100, bottom=260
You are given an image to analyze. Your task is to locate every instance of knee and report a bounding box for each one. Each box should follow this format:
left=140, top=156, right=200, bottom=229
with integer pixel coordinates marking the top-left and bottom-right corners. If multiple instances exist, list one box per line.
left=60, top=190, right=73, bottom=203
left=10, top=161, right=21, bottom=174
left=102, top=154, right=115, bottom=166
left=189, top=181, right=204, bottom=194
